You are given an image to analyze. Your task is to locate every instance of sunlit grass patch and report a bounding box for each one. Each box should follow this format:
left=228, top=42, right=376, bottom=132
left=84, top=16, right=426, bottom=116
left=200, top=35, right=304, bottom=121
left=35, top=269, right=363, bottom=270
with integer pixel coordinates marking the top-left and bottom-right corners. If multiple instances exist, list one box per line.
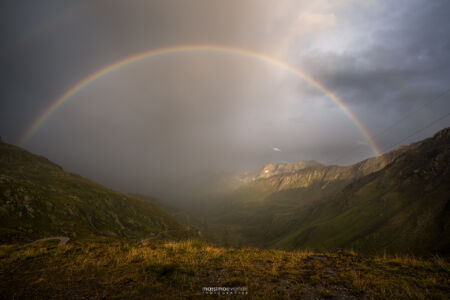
left=0, top=241, right=448, bottom=299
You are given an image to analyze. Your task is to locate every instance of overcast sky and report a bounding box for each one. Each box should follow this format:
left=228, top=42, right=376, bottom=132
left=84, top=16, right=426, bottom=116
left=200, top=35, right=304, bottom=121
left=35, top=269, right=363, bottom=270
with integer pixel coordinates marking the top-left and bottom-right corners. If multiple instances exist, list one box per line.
left=1, top=0, right=449, bottom=198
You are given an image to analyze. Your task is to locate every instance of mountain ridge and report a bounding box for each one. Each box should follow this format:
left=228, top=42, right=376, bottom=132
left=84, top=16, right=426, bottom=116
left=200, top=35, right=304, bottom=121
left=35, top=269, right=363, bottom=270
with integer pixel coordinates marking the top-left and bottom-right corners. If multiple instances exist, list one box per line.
left=194, top=128, right=449, bottom=255
left=0, top=140, right=192, bottom=243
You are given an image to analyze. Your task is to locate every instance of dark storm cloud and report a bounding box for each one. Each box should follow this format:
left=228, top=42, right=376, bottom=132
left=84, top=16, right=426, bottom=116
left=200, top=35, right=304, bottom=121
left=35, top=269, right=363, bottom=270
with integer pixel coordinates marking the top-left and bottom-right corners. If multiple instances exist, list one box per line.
left=1, top=0, right=449, bottom=199
left=302, top=1, right=450, bottom=105
left=293, top=0, right=450, bottom=149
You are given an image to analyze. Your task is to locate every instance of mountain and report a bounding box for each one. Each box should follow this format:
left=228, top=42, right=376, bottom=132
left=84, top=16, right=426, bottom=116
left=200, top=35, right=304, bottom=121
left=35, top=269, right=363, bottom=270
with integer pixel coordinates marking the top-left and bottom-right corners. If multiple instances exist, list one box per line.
left=2, top=127, right=447, bottom=256
left=196, top=128, right=449, bottom=255
left=239, top=160, right=324, bottom=181
left=0, top=140, right=191, bottom=243
left=196, top=142, right=411, bottom=245
left=273, top=128, right=450, bottom=255
left=203, top=160, right=324, bottom=194
left=0, top=133, right=448, bottom=298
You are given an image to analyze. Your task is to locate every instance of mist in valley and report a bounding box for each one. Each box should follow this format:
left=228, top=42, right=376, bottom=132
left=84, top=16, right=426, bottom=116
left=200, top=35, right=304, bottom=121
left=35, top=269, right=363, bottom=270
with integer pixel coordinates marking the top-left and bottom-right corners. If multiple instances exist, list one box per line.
left=1, top=0, right=450, bottom=203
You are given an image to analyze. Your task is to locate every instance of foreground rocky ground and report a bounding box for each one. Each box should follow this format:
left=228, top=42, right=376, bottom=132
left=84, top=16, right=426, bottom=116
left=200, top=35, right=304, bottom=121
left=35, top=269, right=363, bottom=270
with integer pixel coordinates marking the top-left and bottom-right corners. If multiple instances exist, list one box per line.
left=0, top=239, right=448, bottom=299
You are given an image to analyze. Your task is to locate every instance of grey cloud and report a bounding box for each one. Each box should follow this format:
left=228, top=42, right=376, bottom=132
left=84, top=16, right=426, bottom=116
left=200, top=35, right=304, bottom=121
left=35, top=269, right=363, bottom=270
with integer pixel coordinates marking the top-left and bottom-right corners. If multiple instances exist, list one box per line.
left=1, top=0, right=449, bottom=200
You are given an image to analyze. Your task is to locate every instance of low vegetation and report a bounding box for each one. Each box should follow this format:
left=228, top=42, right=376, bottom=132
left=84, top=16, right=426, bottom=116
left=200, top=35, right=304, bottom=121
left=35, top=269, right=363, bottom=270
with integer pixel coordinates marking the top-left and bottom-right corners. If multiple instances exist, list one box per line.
left=0, top=240, right=448, bottom=299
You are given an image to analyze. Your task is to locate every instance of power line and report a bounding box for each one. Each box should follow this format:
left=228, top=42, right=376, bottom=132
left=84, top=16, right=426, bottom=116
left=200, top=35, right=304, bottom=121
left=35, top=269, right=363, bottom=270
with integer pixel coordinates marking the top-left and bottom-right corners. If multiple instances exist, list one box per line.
left=380, top=110, right=450, bottom=153
left=330, top=88, right=450, bottom=164
left=371, top=89, right=450, bottom=139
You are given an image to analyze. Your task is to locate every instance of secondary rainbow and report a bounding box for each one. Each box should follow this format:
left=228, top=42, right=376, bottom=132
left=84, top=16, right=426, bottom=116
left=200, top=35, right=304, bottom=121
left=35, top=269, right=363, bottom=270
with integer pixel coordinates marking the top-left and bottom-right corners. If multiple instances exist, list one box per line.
left=21, top=45, right=382, bottom=157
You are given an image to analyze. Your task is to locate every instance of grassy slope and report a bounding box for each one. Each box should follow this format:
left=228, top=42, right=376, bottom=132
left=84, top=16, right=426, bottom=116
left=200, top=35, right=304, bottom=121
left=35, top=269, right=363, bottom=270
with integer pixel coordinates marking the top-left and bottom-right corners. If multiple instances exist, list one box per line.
left=274, top=128, right=450, bottom=255
left=198, top=157, right=398, bottom=248
left=0, top=240, right=448, bottom=299
left=194, top=128, right=449, bottom=255
left=0, top=141, right=190, bottom=242
left=203, top=181, right=348, bottom=247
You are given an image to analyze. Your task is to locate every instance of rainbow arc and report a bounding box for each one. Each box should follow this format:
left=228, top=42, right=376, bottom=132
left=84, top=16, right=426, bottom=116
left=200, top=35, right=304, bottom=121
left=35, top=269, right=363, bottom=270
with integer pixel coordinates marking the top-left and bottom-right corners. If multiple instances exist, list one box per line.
left=21, top=45, right=382, bottom=158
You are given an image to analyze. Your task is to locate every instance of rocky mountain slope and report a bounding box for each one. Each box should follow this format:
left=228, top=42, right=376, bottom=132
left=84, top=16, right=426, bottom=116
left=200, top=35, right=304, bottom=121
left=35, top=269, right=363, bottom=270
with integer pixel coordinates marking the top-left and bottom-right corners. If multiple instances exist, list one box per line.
left=206, top=160, right=324, bottom=193
left=273, top=128, right=450, bottom=255
left=237, top=144, right=412, bottom=196
left=0, top=141, right=190, bottom=243
left=196, top=129, right=448, bottom=255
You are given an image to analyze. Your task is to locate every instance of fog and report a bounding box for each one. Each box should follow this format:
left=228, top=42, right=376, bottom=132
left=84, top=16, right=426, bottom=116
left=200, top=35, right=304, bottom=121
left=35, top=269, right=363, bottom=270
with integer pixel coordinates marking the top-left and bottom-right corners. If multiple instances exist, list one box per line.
left=1, top=0, right=449, bottom=199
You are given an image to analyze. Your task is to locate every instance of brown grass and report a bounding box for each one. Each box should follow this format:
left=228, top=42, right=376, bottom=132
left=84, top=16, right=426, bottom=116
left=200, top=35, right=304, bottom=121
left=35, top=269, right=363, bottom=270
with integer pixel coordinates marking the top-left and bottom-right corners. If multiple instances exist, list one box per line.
left=0, top=240, right=448, bottom=299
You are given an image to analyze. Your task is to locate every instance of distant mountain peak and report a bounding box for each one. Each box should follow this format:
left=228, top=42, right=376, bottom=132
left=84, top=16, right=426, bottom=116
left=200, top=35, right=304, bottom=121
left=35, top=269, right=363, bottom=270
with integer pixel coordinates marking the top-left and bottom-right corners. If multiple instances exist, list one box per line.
left=259, top=160, right=322, bottom=178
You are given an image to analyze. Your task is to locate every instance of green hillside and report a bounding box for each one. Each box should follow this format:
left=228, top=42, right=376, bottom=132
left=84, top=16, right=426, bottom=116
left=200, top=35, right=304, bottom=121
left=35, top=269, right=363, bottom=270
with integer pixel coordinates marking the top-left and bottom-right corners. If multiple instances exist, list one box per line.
left=193, top=145, right=409, bottom=248
left=195, top=128, right=449, bottom=255
left=0, top=141, right=191, bottom=243
left=274, top=128, right=450, bottom=255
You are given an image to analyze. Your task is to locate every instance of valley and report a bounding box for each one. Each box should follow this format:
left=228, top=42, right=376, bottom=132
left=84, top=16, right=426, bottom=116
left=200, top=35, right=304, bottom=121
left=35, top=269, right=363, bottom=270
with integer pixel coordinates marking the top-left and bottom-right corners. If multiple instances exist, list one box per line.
left=0, top=128, right=449, bottom=299
left=186, top=129, right=449, bottom=256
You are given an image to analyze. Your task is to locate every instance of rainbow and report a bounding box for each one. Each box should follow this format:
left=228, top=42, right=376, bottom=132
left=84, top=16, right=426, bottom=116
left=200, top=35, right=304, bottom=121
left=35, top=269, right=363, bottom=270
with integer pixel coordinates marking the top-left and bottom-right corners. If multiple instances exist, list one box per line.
left=20, top=45, right=382, bottom=157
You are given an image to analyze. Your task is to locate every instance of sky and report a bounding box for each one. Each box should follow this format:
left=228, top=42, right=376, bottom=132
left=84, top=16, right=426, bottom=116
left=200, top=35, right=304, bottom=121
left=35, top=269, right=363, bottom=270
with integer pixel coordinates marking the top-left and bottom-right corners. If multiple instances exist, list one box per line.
left=1, top=0, right=449, bottom=199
